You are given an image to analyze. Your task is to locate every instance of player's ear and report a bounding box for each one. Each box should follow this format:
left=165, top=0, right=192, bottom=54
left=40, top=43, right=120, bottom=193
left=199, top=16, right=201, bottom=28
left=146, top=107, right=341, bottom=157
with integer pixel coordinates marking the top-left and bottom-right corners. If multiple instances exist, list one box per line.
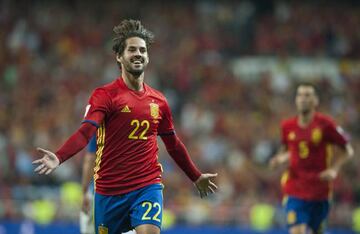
left=116, top=54, right=122, bottom=63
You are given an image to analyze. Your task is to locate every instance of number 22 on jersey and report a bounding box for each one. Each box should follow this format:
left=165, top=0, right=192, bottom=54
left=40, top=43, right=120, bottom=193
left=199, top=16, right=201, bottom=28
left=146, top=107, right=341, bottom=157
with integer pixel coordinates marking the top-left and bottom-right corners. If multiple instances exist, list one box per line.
left=128, top=119, right=150, bottom=140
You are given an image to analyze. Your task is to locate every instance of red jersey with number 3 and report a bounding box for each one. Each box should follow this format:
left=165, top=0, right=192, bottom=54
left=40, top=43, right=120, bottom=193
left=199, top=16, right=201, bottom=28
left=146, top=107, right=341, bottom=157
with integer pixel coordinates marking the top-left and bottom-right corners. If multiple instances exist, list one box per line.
left=281, top=112, right=348, bottom=201
left=83, top=77, right=175, bottom=195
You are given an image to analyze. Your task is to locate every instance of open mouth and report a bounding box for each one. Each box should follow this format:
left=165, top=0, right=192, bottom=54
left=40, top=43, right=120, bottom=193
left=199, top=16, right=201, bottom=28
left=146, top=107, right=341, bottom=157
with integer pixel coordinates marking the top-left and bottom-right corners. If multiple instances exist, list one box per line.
left=131, top=58, right=144, bottom=65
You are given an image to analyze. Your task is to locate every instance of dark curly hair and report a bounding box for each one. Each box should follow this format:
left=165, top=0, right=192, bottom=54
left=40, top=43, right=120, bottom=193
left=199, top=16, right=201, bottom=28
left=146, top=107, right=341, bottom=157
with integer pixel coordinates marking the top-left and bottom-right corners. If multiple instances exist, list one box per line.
left=112, top=19, right=155, bottom=55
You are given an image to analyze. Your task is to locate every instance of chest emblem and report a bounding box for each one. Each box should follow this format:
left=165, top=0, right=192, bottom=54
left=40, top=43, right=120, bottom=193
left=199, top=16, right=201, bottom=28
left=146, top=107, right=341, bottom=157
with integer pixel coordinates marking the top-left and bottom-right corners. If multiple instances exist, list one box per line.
left=150, top=103, right=159, bottom=119
left=288, top=131, right=296, bottom=141
left=311, top=128, right=322, bottom=144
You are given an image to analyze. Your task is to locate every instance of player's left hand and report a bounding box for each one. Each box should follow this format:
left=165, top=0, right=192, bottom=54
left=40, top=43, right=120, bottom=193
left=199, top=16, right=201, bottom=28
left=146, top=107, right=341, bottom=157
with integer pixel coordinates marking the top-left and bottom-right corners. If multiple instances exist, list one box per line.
left=319, top=168, right=338, bottom=181
left=194, top=173, right=218, bottom=198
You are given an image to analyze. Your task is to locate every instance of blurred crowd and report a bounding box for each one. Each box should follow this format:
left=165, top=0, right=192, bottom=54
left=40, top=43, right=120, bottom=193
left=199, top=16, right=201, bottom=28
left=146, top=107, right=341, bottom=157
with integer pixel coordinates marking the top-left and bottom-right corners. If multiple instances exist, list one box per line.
left=0, top=0, right=359, bottom=229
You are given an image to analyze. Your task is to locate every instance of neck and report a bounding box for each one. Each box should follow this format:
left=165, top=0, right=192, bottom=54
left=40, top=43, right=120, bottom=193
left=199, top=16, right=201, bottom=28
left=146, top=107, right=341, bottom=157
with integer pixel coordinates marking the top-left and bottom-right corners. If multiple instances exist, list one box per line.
left=121, top=70, right=144, bottom=91
left=298, top=110, right=315, bottom=127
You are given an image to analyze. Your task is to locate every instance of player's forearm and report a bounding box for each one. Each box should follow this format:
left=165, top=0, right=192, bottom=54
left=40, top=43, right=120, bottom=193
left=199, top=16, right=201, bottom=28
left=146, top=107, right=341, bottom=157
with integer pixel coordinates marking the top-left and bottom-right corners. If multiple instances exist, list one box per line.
left=331, top=144, right=354, bottom=171
left=56, top=123, right=97, bottom=163
left=81, top=153, right=95, bottom=193
left=270, top=145, right=289, bottom=168
left=161, top=135, right=202, bottom=182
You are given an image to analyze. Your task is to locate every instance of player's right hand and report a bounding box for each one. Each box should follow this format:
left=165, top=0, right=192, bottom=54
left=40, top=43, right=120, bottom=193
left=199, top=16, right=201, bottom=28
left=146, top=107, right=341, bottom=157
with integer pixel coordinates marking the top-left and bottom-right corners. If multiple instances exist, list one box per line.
left=269, top=157, right=280, bottom=169
left=32, top=147, right=60, bottom=175
left=269, top=152, right=289, bottom=169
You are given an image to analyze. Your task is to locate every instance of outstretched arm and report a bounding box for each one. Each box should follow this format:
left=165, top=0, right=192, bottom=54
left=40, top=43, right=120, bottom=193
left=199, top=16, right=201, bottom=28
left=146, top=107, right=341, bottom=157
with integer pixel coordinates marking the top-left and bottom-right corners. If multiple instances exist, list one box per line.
left=33, top=122, right=98, bottom=174
left=161, top=134, right=218, bottom=198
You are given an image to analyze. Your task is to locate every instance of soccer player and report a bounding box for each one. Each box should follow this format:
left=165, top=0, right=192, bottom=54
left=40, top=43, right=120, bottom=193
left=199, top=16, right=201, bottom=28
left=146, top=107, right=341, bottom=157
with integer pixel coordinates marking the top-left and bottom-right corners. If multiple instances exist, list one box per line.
left=33, top=19, right=218, bottom=234
left=269, top=83, right=354, bottom=234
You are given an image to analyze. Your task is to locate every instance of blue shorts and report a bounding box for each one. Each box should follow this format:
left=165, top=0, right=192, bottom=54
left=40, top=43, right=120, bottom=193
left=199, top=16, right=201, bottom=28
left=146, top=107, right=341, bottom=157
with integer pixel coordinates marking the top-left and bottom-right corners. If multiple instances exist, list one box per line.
left=94, top=183, right=163, bottom=234
left=284, top=196, right=330, bottom=234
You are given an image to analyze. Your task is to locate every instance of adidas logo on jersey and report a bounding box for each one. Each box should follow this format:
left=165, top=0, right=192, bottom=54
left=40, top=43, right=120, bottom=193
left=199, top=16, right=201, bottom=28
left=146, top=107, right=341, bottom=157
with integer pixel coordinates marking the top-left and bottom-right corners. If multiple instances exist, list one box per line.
left=121, top=105, right=131, bottom=113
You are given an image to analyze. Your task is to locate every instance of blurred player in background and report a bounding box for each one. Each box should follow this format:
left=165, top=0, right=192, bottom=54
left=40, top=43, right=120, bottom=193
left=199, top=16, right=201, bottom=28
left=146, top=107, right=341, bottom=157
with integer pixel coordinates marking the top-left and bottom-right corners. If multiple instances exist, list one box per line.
left=80, top=136, right=136, bottom=234
left=79, top=135, right=96, bottom=234
left=270, top=83, right=354, bottom=234
left=33, top=19, right=217, bottom=234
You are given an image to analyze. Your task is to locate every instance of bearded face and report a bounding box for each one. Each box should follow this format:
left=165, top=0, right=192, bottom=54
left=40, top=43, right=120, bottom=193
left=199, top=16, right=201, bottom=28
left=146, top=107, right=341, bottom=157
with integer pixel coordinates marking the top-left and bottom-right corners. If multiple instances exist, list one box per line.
left=118, top=37, right=149, bottom=77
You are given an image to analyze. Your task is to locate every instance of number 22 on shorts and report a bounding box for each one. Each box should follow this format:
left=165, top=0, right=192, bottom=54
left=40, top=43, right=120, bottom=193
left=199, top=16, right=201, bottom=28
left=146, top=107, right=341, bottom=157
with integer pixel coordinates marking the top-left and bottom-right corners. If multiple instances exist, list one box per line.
left=141, top=202, right=161, bottom=222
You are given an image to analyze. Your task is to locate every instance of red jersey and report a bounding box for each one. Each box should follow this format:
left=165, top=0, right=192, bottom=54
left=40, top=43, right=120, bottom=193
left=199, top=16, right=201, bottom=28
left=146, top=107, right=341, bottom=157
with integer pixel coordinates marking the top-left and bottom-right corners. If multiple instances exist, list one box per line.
left=281, top=112, right=348, bottom=201
left=83, top=78, right=175, bottom=195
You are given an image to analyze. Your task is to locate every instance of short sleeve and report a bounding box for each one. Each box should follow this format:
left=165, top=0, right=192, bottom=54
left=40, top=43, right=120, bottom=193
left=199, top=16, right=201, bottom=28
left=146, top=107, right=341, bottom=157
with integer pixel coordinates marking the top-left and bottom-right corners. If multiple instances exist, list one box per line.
left=324, top=118, right=348, bottom=148
left=83, top=88, right=112, bottom=127
left=158, top=99, right=175, bottom=136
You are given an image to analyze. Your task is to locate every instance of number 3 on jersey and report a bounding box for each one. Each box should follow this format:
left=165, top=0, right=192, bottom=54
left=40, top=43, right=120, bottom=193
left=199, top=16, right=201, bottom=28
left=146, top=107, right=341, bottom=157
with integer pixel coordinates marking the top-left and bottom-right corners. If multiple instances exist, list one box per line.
left=298, top=141, right=309, bottom=159
left=128, top=119, right=150, bottom=140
